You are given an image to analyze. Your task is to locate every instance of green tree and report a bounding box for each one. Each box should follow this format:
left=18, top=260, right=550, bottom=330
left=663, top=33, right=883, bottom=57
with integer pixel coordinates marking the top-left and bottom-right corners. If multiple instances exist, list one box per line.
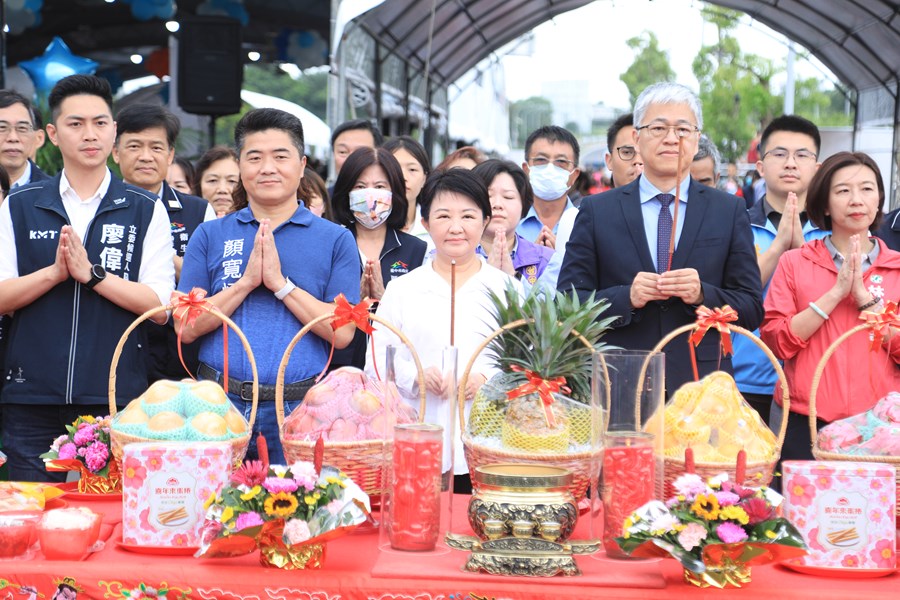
left=693, top=6, right=781, bottom=162
left=620, top=31, right=676, bottom=106
left=510, top=96, right=553, bottom=147
left=792, top=77, right=853, bottom=127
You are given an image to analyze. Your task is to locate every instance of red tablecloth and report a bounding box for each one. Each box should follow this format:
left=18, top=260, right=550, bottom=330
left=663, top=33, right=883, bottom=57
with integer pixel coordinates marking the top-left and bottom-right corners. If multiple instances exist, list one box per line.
left=1, top=495, right=898, bottom=600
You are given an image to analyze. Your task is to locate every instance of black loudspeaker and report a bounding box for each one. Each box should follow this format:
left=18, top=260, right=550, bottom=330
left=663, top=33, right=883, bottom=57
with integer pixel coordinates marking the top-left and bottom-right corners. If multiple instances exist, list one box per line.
left=177, top=17, right=243, bottom=115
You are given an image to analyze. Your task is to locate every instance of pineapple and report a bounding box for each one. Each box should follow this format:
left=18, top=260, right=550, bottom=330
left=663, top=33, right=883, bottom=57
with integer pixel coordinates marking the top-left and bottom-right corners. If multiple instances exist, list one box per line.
left=467, top=283, right=616, bottom=450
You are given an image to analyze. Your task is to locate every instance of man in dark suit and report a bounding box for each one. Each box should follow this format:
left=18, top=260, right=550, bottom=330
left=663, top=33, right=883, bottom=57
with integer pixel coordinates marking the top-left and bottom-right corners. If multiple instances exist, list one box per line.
left=112, top=103, right=215, bottom=382
left=0, top=90, right=50, bottom=188
left=558, top=82, right=763, bottom=395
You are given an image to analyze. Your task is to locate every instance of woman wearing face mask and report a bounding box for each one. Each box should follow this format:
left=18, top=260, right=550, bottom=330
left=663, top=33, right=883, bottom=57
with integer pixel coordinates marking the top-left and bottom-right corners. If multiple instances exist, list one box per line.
left=472, top=159, right=554, bottom=291
left=331, top=147, right=427, bottom=367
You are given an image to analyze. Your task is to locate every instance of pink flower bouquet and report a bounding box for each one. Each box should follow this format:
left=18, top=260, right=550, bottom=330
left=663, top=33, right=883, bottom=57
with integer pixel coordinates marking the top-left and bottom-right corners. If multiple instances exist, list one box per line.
left=40, top=415, right=121, bottom=494
left=616, top=473, right=806, bottom=588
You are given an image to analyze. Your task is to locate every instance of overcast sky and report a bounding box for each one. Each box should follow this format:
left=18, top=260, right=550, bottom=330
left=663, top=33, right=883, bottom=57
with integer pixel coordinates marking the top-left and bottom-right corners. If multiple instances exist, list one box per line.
left=502, top=0, right=835, bottom=110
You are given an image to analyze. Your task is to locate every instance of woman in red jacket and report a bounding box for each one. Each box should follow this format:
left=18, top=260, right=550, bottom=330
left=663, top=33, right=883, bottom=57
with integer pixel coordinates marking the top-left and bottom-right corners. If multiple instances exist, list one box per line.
left=761, top=151, right=900, bottom=462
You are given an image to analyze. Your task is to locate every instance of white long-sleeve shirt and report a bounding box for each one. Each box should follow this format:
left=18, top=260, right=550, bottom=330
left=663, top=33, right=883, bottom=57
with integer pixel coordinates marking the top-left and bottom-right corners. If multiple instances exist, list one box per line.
left=366, top=258, right=522, bottom=474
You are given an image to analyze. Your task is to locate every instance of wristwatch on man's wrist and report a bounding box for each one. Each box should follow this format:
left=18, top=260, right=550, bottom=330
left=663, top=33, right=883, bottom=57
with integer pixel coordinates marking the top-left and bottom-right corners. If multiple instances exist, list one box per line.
left=85, top=264, right=107, bottom=290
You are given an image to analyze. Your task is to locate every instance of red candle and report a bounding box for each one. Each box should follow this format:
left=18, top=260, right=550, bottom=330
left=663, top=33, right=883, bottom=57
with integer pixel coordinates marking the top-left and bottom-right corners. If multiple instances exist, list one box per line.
left=388, top=424, right=443, bottom=551
left=602, top=431, right=655, bottom=557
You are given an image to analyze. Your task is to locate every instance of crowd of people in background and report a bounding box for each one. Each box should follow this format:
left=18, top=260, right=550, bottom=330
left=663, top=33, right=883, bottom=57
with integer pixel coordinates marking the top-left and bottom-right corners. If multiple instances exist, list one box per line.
left=1, top=74, right=899, bottom=484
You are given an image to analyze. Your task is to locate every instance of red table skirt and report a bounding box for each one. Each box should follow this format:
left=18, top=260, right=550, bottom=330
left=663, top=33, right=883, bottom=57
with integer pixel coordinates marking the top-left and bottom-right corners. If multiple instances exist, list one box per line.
left=1, top=495, right=897, bottom=600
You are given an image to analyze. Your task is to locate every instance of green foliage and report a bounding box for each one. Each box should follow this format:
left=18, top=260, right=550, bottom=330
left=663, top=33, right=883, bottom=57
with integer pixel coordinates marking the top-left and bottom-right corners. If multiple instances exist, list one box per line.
left=510, top=96, right=554, bottom=147
left=620, top=31, right=676, bottom=106
left=693, top=5, right=852, bottom=162
left=485, top=283, right=617, bottom=403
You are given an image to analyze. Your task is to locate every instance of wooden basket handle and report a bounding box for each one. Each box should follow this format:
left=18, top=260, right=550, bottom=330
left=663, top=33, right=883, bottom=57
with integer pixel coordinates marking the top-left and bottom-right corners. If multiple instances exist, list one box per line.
left=456, top=318, right=598, bottom=433
left=643, top=322, right=790, bottom=452
left=108, top=302, right=260, bottom=428
left=274, top=311, right=427, bottom=429
left=808, top=323, right=871, bottom=447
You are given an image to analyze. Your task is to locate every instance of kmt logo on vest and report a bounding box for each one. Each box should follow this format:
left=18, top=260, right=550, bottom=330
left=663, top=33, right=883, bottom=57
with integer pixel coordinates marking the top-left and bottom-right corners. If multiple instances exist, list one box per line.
left=390, top=260, right=409, bottom=276
left=29, top=229, right=58, bottom=240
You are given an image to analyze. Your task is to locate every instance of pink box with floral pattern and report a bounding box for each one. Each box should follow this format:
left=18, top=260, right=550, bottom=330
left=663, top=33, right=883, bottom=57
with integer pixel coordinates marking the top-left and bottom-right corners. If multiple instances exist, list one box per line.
left=782, top=461, right=896, bottom=572
left=122, top=442, right=232, bottom=547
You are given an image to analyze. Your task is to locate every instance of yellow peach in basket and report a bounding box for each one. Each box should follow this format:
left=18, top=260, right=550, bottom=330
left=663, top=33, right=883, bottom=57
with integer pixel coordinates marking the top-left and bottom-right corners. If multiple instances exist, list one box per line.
left=117, top=405, right=149, bottom=425
left=224, top=409, right=248, bottom=434
left=672, top=417, right=711, bottom=444
left=689, top=442, right=719, bottom=461
left=190, top=380, right=229, bottom=407
left=144, top=380, right=182, bottom=404
left=147, top=411, right=185, bottom=433
left=191, top=412, right=229, bottom=437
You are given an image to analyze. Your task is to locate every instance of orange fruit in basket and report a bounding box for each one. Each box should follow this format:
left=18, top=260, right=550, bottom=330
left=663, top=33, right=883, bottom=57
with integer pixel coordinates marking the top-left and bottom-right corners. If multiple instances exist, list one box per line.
left=117, top=405, right=149, bottom=425
left=670, top=381, right=703, bottom=412
left=191, top=412, right=229, bottom=437
left=672, top=416, right=711, bottom=444
left=144, top=380, right=182, bottom=404
left=225, top=409, right=248, bottom=434
left=147, top=411, right=185, bottom=432
left=190, top=380, right=229, bottom=407
left=350, top=389, right=382, bottom=416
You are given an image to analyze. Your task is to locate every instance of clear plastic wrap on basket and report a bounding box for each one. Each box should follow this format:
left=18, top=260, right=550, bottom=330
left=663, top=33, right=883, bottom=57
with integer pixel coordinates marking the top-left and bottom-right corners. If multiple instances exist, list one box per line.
left=282, top=367, right=417, bottom=443
left=817, top=392, right=900, bottom=456
left=652, top=371, right=778, bottom=464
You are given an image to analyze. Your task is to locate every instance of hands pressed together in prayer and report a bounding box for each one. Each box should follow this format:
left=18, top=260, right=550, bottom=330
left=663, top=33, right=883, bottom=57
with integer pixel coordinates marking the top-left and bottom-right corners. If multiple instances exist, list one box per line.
left=630, top=268, right=704, bottom=309
left=360, top=259, right=385, bottom=301
left=52, top=225, right=96, bottom=285
left=240, top=218, right=288, bottom=293
left=486, top=229, right=516, bottom=276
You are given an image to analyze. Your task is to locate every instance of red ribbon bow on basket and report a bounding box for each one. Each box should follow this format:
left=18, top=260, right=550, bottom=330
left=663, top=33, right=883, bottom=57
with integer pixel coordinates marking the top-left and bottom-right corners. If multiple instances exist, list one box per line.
left=505, top=365, right=570, bottom=428
left=688, top=305, right=738, bottom=381
left=317, top=294, right=376, bottom=382
left=860, top=300, right=900, bottom=350
left=171, top=288, right=229, bottom=383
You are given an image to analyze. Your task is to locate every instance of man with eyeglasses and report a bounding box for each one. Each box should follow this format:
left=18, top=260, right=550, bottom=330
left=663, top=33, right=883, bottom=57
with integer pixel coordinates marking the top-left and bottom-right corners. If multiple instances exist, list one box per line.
left=735, top=114, right=826, bottom=421
left=605, top=113, right=643, bottom=188
left=518, top=125, right=581, bottom=250
left=0, top=90, right=50, bottom=189
left=559, top=82, right=762, bottom=395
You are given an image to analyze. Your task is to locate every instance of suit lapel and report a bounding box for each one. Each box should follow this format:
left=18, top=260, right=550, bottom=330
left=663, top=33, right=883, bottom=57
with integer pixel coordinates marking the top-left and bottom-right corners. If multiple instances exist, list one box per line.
left=619, top=181, right=656, bottom=273
left=671, top=180, right=710, bottom=270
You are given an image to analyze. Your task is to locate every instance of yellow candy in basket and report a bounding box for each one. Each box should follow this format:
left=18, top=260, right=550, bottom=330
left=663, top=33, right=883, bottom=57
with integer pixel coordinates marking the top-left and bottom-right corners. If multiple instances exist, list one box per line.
left=650, top=371, right=776, bottom=462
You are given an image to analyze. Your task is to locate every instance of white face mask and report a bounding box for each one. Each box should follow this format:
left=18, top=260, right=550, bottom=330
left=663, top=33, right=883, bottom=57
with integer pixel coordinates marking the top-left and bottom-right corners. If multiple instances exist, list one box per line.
left=529, top=163, right=572, bottom=201
left=349, top=187, right=393, bottom=229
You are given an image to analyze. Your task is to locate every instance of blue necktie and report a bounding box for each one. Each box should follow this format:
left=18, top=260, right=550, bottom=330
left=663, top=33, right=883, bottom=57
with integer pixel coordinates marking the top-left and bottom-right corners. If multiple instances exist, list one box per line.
left=656, top=194, right=674, bottom=274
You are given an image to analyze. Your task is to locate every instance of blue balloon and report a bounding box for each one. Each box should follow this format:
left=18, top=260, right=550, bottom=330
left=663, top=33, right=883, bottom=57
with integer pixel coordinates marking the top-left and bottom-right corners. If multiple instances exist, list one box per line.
left=18, top=37, right=98, bottom=96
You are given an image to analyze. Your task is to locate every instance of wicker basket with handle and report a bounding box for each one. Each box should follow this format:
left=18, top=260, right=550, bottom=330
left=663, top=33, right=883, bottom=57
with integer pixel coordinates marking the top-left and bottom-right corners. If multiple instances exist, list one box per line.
left=276, top=311, right=426, bottom=497
left=809, top=322, right=900, bottom=520
left=458, top=318, right=603, bottom=501
left=646, top=321, right=789, bottom=496
left=108, top=300, right=259, bottom=470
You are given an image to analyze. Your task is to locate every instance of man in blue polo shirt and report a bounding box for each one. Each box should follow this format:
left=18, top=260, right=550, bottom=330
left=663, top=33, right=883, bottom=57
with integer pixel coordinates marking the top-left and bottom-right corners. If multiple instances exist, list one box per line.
left=177, top=108, right=359, bottom=464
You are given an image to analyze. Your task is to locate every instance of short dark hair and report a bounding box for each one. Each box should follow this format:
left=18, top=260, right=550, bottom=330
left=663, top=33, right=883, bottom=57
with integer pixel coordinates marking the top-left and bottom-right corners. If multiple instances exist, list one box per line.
left=524, top=125, right=580, bottom=166
left=298, top=168, right=333, bottom=221
left=0, top=163, right=9, bottom=196
left=234, top=108, right=305, bottom=155
left=0, top=89, right=38, bottom=127
left=806, top=151, right=885, bottom=232
left=383, top=135, right=431, bottom=208
left=471, top=159, right=534, bottom=216
left=331, top=147, right=408, bottom=230
left=760, top=114, right=821, bottom=156
left=330, top=118, right=383, bottom=148
left=420, top=168, right=491, bottom=221
left=48, top=74, right=113, bottom=123
left=115, top=103, right=180, bottom=147
left=606, top=113, right=634, bottom=153
left=192, top=145, right=238, bottom=197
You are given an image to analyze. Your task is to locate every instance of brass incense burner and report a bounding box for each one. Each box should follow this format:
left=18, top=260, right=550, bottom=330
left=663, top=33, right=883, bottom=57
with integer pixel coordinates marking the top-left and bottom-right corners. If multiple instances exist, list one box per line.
left=447, top=464, right=599, bottom=577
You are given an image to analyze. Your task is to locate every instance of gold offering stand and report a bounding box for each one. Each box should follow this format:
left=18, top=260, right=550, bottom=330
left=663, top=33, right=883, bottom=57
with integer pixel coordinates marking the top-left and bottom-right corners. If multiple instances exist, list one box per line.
left=445, top=534, right=600, bottom=577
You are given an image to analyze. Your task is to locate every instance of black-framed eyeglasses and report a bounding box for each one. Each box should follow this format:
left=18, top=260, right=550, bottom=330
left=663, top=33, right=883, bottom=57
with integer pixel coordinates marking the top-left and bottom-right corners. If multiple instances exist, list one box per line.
left=616, top=145, right=637, bottom=161
left=762, top=147, right=817, bottom=163
left=0, top=122, right=35, bottom=136
left=635, top=124, right=700, bottom=139
left=528, top=156, right=576, bottom=171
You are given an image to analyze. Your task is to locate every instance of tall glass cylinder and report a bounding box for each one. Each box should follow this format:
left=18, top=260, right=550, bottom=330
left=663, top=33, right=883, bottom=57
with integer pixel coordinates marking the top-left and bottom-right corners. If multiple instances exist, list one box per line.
left=440, top=346, right=458, bottom=546
left=386, top=423, right=443, bottom=551
left=591, top=350, right=665, bottom=558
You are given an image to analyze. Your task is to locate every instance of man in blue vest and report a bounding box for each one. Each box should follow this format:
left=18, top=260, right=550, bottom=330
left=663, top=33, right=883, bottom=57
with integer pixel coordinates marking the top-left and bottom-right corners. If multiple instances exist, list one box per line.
left=734, top=115, right=826, bottom=423
left=0, top=75, right=175, bottom=481
left=112, top=103, right=215, bottom=382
